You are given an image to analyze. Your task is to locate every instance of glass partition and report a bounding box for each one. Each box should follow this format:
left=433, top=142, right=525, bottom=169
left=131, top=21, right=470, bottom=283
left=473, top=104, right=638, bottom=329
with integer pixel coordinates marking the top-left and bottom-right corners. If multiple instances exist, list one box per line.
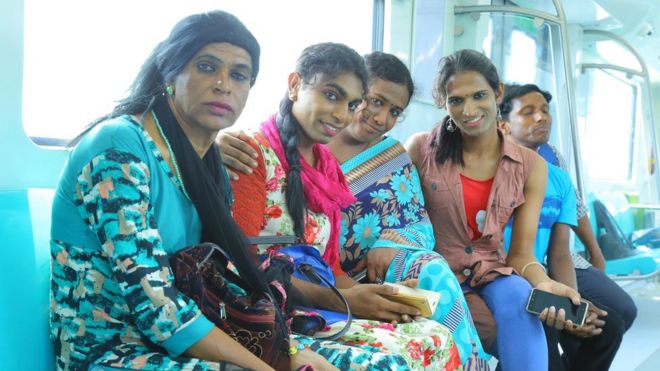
left=576, top=30, right=660, bottom=207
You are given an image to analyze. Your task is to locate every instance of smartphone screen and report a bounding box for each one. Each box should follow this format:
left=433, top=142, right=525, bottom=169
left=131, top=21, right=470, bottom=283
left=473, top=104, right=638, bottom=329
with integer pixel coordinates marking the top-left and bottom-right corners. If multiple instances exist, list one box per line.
left=526, top=288, right=589, bottom=326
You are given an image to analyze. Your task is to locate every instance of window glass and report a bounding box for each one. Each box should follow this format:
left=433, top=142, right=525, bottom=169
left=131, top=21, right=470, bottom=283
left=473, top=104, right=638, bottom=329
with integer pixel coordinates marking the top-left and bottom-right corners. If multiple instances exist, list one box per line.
left=454, top=11, right=570, bottom=150
left=23, top=0, right=373, bottom=145
left=581, top=36, right=642, bottom=72
left=577, top=68, right=636, bottom=181
left=504, top=30, right=537, bottom=83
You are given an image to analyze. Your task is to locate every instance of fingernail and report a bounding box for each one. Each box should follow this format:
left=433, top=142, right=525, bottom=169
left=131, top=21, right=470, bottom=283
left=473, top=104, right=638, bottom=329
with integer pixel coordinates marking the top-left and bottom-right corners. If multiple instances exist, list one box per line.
left=246, top=168, right=253, bottom=174
left=251, top=161, right=258, bottom=167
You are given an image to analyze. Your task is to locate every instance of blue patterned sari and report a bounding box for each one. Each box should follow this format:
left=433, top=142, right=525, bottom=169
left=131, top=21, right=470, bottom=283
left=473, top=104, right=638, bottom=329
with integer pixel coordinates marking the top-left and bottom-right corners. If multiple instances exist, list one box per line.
left=340, top=136, right=491, bottom=366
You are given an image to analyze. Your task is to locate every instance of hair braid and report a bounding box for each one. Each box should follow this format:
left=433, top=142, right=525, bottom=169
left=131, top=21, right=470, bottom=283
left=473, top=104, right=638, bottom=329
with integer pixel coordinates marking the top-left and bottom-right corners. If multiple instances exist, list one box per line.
left=277, top=97, right=307, bottom=239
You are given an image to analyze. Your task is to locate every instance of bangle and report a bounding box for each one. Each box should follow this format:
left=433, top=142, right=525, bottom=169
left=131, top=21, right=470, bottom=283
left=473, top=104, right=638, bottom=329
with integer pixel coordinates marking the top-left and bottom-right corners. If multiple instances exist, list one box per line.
left=289, top=341, right=306, bottom=356
left=289, top=346, right=298, bottom=356
left=520, top=261, right=546, bottom=279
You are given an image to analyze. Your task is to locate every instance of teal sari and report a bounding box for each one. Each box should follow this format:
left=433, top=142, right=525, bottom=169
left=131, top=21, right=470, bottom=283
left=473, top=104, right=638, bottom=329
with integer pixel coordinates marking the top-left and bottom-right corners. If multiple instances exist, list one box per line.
left=340, top=137, right=491, bottom=366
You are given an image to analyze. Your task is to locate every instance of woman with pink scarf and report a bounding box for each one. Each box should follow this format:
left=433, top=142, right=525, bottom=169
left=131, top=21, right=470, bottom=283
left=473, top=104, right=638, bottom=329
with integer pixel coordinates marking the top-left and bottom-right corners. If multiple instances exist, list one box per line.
left=230, top=42, right=462, bottom=370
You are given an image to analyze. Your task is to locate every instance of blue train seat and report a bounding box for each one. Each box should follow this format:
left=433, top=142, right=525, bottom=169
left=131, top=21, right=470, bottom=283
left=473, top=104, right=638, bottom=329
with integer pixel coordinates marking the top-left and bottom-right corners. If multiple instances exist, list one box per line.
left=577, top=192, right=659, bottom=277
left=0, top=188, right=54, bottom=370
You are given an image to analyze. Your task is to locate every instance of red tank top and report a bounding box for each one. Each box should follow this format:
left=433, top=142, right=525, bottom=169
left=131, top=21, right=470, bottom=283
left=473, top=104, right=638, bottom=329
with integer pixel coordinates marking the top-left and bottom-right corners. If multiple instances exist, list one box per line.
left=460, top=174, right=494, bottom=240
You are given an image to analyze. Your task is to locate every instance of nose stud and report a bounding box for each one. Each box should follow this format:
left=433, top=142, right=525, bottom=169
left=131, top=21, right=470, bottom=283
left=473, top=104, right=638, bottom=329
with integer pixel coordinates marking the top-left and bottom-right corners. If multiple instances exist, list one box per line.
left=216, top=80, right=222, bottom=85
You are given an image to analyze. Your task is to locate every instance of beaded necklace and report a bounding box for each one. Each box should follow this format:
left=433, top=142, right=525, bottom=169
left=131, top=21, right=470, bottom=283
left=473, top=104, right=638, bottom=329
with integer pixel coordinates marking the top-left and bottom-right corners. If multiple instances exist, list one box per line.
left=151, top=110, right=192, bottom=202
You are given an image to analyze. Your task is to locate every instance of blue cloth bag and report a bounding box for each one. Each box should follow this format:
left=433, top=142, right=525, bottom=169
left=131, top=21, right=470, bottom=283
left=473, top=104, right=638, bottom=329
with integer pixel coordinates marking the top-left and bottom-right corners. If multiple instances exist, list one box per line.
left=279, top=244, right=350, bottom=324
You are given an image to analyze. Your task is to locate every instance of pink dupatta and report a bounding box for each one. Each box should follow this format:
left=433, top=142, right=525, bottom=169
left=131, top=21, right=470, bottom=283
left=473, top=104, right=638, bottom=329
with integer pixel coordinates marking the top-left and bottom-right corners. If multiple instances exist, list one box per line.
left=260, top=114, right=356, bottom=269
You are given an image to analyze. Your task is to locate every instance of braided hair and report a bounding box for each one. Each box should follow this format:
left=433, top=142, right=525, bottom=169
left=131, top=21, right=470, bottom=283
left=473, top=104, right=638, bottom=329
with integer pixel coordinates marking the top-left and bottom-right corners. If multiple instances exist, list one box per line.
left=277, top=42, right=367, bottom=239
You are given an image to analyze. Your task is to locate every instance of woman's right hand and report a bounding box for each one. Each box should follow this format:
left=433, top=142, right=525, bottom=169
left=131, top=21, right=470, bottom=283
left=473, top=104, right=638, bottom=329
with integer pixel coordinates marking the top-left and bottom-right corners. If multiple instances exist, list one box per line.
left=216, top=130, right=258, bottom=179
left=291, top=348, right=339, bottom=371
left=342, top=282, right=421, bottom=322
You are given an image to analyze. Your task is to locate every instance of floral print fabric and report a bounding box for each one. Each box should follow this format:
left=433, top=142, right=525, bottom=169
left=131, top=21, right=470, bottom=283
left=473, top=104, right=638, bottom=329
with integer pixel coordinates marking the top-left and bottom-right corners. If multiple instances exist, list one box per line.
left=231, top=130, right=462, bottom=370
left=295, top=318, right=462, bottom=370
left=339, top=137, right=491, bottom=367
left=253, top=131, right=332, bottom=255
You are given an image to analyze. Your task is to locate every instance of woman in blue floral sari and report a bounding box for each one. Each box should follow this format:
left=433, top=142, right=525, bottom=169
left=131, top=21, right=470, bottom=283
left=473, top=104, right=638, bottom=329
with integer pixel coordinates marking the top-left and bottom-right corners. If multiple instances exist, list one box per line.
left=329, top=53, right=489, bottom=367
left=219, top=52, right=490, bottom=369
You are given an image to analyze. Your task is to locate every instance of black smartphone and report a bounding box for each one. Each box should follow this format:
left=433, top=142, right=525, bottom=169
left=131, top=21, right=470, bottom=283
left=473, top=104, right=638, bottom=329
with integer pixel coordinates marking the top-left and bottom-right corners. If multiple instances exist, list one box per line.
left=526, top=288, right=589, bottom=326
left=351, top=269, right=368, bottom=283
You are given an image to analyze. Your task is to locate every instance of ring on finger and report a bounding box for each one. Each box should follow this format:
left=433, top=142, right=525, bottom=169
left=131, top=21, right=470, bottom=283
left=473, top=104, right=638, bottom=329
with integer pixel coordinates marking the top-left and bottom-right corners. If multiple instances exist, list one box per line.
left=375, top=276, right=383, bottom=284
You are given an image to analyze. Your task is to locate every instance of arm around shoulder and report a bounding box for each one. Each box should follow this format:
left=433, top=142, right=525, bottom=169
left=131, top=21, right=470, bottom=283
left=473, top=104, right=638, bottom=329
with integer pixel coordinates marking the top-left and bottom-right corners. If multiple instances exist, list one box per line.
left=404, top=132, right=429, bottom=166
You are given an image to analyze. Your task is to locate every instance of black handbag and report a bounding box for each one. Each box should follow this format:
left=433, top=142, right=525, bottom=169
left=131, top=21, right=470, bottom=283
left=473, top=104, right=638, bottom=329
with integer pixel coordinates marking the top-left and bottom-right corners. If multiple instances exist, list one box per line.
left=170, top=243, right=291, bottom=370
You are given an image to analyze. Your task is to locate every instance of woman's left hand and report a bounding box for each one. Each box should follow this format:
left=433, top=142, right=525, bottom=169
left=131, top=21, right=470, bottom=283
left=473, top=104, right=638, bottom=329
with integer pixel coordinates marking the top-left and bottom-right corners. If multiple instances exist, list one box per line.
left=364, top=248, right=399, bottom=283
left=351, top=248, right=399, bottom=283
left=535, top=280, right=581, bottom=330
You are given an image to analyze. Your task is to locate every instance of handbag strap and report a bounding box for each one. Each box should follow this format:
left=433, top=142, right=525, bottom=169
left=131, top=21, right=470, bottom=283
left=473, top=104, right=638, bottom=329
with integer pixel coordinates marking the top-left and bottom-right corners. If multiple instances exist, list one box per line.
left=243, top=236, right=352, bottom=340
left=247, top=235, right=299, bottom=245
left=297, top=263, right=352, bottom=341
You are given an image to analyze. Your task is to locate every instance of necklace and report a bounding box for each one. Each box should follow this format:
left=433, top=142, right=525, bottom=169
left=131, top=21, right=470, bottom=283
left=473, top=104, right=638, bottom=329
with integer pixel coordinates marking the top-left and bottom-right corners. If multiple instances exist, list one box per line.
left=151, top=111, right=192, bottom=201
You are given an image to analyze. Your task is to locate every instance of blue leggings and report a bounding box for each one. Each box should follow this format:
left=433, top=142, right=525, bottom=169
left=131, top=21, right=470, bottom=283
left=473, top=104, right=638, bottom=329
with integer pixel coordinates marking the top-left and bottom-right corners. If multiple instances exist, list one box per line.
left=469, top=275, right=547, bottom=371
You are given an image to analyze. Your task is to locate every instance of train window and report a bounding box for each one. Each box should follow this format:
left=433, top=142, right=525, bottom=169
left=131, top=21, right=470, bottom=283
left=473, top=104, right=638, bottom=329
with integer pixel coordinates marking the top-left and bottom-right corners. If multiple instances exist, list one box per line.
left=22, top=0, right=372, bottom=146
left=504, top=30, right=537, bottom=84
left=454, top=11, right=570, bottom=147
left=577, top=68, right=637, bottom=182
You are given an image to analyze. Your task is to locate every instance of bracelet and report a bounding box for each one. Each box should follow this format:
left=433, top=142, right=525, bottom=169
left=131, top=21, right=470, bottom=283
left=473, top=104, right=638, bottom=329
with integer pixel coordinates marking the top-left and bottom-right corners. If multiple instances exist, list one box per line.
left=289, top=341, right=307, bottom=356
left=289, top=346, right=298, bottom=356
left=520, top=261, right=547, bottom=279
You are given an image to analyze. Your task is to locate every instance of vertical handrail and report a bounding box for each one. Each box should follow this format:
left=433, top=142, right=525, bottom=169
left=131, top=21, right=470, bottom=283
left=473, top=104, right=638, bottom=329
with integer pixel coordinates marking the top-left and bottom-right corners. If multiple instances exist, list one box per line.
left=552, top=0, right=586, bottom=199
left=372, top=0, right=385, bottom=51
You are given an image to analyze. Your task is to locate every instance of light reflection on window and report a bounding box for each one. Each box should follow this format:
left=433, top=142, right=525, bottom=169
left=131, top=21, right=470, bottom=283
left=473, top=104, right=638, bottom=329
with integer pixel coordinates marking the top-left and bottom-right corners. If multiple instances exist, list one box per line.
left=578, top=69, right=636, bottom=181
left=505, top=30, right=537, bottom=84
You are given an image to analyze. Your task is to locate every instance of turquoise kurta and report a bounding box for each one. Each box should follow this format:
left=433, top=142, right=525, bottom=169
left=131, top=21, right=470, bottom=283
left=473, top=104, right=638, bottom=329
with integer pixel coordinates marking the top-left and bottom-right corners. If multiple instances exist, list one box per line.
left=50, top=116, right=216, bottom=370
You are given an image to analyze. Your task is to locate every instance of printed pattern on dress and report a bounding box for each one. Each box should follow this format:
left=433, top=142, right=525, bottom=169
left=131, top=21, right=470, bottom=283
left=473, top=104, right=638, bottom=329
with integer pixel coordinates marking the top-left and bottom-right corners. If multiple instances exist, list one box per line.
left=51, top=144, right=209, bottom=370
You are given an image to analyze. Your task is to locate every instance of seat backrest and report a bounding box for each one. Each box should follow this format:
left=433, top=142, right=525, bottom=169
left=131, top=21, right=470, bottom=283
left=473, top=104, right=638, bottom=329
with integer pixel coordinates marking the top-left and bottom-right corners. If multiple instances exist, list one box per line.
left=0, top=189, right=54, bottom=370
left=593, top=199, right=636, bottom=260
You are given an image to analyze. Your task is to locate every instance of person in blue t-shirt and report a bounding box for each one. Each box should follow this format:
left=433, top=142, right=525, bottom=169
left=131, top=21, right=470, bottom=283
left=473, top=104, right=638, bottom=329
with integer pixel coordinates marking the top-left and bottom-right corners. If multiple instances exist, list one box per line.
left=503, top=163, right=578, bottom=265
left=500, top=83, right=632, bottom=371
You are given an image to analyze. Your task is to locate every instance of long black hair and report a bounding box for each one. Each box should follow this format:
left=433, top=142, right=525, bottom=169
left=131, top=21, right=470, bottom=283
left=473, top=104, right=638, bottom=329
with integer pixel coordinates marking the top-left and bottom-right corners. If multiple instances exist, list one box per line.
left=364, top=51, right=414, bottom=105
left=70, top=10, right=271, bottom=296
left=431, top=49, right=501, bottom=166
left=277, top=42, right=367, bottom=239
